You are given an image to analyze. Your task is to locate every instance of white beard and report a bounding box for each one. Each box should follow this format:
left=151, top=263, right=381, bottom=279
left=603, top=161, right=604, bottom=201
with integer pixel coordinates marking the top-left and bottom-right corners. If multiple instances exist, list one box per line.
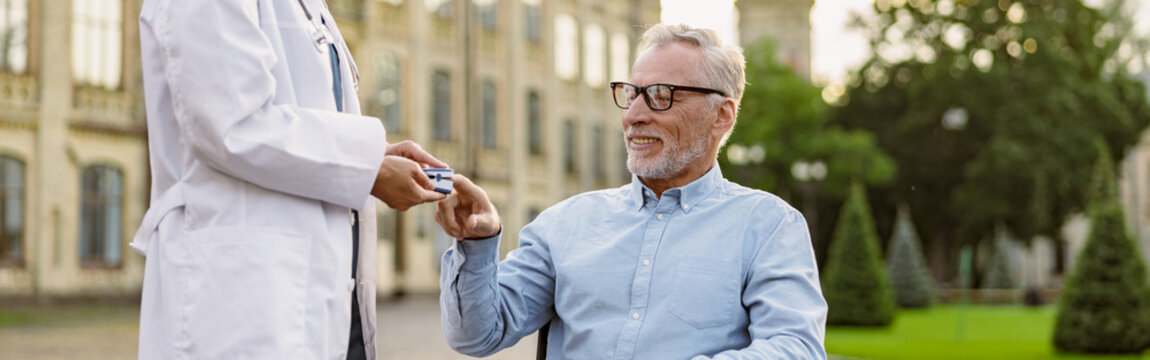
left=626, top=129, right=708, bottom=179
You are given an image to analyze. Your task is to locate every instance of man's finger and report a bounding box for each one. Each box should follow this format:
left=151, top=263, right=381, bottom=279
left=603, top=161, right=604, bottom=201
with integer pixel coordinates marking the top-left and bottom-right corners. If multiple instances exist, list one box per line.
left=451, top=175, right=486, bottom=201
left=434, top=203, right=458, bottom=237
left=441, top=196, right=462, bottom=236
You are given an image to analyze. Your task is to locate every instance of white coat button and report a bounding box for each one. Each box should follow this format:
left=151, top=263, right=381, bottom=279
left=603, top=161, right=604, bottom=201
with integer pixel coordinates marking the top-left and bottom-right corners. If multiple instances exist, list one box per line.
left=657, top=214, right=664, bottom=221
left=642, top=259, right=651, bottom=266
left=347, top=279, right=355, bottom=292
left=632, top=312, right=640, bottom=320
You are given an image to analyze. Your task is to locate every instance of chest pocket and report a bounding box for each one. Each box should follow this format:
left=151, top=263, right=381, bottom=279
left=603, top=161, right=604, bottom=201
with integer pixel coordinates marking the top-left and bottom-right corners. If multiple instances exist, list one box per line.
left=668, top=262, right=741, bottom=329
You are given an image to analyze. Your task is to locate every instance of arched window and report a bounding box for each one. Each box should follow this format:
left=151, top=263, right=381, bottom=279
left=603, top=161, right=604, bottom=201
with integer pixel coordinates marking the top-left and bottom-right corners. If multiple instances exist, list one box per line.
left=79, top=165, right=123, bottom=267
left=0, top=155, right=24, bottom=265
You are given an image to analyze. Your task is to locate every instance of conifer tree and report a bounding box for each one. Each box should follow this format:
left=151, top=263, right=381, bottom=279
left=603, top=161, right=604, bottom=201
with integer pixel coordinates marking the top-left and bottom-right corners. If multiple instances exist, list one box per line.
left=1053, top=144, right=1150, bottom=353
left=824, top=183, right=895, bottom=326
left=885, top=205, right=934, bottom=308
left=981, top=228, right=1015, bottom=290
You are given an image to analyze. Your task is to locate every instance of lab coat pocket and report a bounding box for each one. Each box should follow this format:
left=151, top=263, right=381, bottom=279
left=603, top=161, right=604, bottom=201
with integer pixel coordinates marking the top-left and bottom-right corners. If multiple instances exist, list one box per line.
left=182, top=226, right=312, bottom=359
left=669, top=263, right=740, bottom=329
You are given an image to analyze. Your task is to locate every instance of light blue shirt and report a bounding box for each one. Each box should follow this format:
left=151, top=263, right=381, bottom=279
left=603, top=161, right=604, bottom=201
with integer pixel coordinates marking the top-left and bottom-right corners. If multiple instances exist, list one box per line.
left=440, top=164, right=827, bottom=359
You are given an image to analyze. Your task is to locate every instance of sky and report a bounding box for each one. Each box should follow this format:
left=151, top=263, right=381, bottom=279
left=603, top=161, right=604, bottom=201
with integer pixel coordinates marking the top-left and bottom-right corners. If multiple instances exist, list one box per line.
left=660, top=0, right=1150, bottom=88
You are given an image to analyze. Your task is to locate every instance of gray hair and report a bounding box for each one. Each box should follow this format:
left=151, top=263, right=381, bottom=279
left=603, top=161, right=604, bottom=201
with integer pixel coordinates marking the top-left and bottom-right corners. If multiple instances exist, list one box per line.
left=636, top=23, right=746, bottom=147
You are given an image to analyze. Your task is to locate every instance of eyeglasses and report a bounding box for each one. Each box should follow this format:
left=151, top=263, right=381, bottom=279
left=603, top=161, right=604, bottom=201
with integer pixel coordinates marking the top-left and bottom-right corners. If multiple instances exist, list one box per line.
left=610, top=82, right=727, bottom=111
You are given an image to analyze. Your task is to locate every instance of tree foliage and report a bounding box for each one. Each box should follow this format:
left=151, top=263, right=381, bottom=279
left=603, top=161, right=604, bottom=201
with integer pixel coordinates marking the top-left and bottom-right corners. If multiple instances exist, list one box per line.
left=830, top=0, right=1150, bottom=269
left=1053, top=148, right=1150, bottom=353
left=980, top=228, right=1016, bottom=289
left=720, top=38, right=895, bottom=201
left=824, top=183, right=896, bottom=326
left=886, top=205, right=935, bottom=308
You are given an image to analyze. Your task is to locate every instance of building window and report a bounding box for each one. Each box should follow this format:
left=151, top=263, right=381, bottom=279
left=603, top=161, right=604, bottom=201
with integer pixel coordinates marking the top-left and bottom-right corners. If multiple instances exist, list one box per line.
left=79, top=165, right=123, bottom=267
left=527, top=90, right=542, bottom=155
left=583, top=24, right=605, bottom=87
left=432, top=70, right=452, bottom=141
left=554, top=14, right=578, bottom=81
left=426, top=0, right=453, bottom=18
left=0, top=0, right=28, bottom=74
left=367, top=51, right=402, bottom=134
left=564, top=119, right=577, bottom=175
left=476, top=0, right=497, bottom=31
left=481, top=80, right=497, bottom=149
left=593, top=124, right=605, bottom=179
left=72, top=0, right=122, bottom=89
left=523, top=0, right=540, bottom=44
left=610, top=32, right=630, bottom=82
left=0, top=156, right=23, bottom=265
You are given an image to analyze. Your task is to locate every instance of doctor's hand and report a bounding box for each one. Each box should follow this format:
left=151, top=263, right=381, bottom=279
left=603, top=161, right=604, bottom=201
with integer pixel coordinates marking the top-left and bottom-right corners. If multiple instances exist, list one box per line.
left=435, top=175, right=501, bottom=240
left=372, top=155, right=446, bottom=210
left=386, top=140, right=448, bottom=169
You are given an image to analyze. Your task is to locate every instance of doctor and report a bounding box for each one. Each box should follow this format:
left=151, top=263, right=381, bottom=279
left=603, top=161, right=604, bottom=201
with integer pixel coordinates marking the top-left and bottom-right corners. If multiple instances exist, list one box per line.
left=135, top=0, right=442, bottom=359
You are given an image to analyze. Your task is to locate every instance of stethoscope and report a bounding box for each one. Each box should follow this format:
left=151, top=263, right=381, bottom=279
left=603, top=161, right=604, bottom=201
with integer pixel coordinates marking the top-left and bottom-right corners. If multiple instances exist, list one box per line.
left=295, top=0, right=334, bottom=53
left=294, top=0, right=359, bottom=88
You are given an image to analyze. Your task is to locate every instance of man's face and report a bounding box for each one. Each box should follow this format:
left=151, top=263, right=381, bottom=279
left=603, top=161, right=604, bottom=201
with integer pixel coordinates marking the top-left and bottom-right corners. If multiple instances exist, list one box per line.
left=623, top=43, right=718, bottom=180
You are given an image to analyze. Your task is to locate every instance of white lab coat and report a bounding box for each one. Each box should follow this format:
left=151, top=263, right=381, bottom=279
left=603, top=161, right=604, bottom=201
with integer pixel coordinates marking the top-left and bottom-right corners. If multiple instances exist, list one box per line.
left=135, top=0, right=385, bottom=358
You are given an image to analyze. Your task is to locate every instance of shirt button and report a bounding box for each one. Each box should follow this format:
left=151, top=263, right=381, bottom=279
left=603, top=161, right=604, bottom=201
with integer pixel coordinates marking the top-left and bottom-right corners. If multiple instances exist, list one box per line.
left=347, top=279, right=356, bottom=292
left=682, top=204, right=690, bottom=210
left=657, top=214, right=664, bottom=221
left=642, top=259, right=651, bottom=266
left=632, top=312, right=640, bottom=320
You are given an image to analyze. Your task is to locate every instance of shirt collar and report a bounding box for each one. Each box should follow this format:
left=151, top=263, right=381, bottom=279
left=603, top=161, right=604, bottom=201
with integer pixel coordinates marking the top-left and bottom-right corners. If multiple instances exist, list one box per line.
left=628, top=162, right=724, bottom=212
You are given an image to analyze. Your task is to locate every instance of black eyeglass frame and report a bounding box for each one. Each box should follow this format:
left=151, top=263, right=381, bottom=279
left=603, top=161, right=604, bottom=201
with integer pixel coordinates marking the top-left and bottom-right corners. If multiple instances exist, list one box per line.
left=609, top=81, right=727, bottom=111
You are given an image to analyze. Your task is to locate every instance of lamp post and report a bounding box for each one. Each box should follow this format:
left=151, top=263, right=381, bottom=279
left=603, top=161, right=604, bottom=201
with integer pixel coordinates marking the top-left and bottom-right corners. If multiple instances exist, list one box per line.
left=792, top=160, right=826, bottom=260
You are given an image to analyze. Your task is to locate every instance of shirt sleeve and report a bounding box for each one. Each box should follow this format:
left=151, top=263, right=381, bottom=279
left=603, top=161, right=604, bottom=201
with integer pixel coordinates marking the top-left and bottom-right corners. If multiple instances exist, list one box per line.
left=439, top=223, right=557, bottom=357
left=158, top=0, right=386, bottom=209
left=695, top=205, right=828, bottom=360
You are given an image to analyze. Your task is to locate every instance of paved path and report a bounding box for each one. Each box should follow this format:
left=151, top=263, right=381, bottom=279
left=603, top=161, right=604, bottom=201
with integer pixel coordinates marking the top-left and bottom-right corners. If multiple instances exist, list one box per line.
left=0, top=296, right=535, bottom=359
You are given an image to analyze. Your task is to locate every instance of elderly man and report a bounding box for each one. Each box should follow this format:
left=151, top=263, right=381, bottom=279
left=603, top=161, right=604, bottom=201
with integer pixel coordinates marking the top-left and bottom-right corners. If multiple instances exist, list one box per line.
left=435, top=23, right=827, bottom=359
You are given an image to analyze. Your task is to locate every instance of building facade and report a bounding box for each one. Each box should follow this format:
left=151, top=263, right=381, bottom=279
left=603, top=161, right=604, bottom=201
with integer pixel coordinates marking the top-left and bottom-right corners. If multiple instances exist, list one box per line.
left=736, top=0, right=813, bottom=79
left=0, top=0, right=658, bottom=299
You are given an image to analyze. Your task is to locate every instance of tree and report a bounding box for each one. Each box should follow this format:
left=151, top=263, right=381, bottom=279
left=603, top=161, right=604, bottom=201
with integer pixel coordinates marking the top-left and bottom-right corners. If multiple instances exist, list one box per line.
left=831, top=0, right=1150, bottom=280
left=885, top=204, right=934, bottom=308
left=824, top=183, right=896, bottom=326
left=980, top=227, right=1015, bottom=289
left=720, top=38, right=895, bottom=202
left=1053, top=148, right=1150, bottom=353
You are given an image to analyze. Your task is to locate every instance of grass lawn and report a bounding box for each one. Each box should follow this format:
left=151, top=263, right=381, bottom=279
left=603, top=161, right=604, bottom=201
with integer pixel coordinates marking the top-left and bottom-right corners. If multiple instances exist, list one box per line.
left=827, top=305, right=1150, bottom=360
left=0, top=304, right=138, bottom=328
